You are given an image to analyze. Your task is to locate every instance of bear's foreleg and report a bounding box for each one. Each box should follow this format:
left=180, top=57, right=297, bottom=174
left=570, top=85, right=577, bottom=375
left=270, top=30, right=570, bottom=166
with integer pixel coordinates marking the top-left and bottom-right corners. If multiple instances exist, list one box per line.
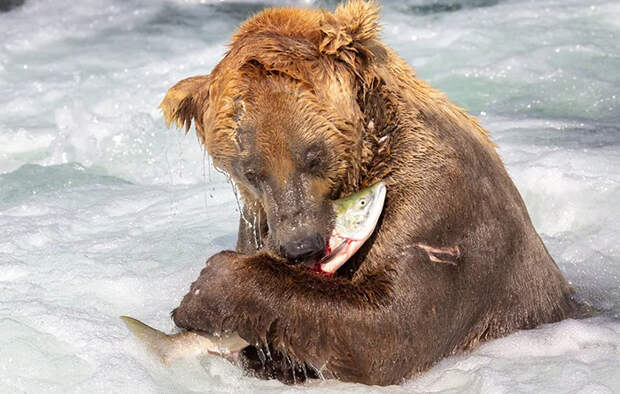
left=171, top=250, right=404, bottom=384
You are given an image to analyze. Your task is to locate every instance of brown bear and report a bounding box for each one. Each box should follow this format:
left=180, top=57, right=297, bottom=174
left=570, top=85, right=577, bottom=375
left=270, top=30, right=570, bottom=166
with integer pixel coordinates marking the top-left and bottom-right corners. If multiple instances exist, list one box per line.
left=160, top=0, right=575, bottom=386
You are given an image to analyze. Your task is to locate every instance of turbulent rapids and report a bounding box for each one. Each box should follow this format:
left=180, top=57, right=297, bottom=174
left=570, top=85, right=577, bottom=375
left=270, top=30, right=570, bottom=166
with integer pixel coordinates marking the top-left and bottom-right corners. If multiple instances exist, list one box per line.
left=0, top=0, right=619, bottom=393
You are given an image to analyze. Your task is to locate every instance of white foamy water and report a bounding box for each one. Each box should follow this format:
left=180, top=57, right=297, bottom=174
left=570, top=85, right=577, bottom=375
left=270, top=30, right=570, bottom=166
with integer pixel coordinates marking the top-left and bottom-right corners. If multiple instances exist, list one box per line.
left=1, top=0, right=619, bottom=392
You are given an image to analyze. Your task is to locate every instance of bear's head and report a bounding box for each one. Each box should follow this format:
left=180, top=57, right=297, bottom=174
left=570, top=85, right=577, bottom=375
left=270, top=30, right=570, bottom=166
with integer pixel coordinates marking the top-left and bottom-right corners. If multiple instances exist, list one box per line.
left=160, top=1, right=389, bottom=262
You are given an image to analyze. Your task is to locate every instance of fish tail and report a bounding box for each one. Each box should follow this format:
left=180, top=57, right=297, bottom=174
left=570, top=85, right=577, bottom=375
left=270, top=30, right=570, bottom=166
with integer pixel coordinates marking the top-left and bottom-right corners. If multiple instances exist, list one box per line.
left=120, top=315, right=184, bottom=364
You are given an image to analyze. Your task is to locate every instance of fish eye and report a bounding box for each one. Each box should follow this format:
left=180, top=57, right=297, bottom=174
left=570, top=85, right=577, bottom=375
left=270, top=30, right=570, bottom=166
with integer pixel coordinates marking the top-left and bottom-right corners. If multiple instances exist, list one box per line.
left=359, top=199, right=367, bottom=207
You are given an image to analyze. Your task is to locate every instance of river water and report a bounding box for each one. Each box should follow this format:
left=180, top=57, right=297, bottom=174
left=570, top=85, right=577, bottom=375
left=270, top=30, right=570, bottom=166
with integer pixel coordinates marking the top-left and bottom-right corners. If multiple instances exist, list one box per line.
left=1, top=0, right=619, bottom=392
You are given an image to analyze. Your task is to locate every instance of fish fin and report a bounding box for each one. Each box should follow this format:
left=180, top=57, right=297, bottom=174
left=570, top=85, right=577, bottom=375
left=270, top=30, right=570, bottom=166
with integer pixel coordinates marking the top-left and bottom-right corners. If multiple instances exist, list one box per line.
left=120, top=315, right=183, bottom=364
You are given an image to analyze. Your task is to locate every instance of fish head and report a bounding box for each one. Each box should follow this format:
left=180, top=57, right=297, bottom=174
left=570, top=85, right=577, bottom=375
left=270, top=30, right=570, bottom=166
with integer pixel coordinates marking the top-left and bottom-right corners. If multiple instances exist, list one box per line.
left=318, top=181, right=386, bottom=274
left=332, top=181, right=387, bottom=242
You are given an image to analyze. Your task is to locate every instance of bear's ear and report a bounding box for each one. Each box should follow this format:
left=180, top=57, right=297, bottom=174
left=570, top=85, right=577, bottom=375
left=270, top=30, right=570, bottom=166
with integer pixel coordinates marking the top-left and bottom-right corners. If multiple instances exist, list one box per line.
left=319, top=0, right=381, bottom=56
left=159, top=75, right=210, bottom=132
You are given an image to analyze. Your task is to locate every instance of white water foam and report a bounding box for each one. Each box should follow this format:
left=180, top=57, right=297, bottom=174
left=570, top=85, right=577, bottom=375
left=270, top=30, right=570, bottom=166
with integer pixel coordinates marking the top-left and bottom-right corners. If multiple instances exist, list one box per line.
left=0, top=0, right=618, bottom=392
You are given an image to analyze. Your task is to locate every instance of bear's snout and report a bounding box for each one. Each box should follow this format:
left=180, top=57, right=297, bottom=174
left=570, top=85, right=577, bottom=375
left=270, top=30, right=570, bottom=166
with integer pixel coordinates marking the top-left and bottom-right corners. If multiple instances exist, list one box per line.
left=281, top=233, right=325, bottom=262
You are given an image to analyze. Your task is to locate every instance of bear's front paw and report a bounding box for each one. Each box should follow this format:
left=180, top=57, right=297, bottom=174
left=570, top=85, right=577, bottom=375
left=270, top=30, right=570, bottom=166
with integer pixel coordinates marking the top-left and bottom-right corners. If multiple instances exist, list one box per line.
left=172, top=250, right=247, bottom=333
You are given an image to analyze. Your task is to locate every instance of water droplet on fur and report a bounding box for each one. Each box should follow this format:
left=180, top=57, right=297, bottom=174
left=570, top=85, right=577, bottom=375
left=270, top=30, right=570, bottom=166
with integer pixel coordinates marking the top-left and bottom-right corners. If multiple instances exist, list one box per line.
left=257, top=348, right=267, bottom=369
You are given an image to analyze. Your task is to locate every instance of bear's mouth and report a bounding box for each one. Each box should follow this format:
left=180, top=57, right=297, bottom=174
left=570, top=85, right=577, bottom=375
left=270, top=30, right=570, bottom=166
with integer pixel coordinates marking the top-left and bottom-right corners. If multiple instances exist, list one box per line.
left=309, top=235, right=372, bottom=275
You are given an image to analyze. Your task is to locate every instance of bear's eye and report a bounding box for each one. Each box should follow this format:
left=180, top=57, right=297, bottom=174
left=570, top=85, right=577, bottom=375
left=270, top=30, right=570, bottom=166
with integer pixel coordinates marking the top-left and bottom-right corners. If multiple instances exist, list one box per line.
left=305, top=147, right=324, bottom=173
left=308, top=156, right=321, bottom=171
left=244, top=170, right=261, bottom=188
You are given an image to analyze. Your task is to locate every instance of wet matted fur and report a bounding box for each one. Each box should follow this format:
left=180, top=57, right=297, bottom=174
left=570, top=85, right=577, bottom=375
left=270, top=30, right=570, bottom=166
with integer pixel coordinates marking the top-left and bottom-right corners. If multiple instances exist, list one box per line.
left=161, top=0, right=575, bottom=385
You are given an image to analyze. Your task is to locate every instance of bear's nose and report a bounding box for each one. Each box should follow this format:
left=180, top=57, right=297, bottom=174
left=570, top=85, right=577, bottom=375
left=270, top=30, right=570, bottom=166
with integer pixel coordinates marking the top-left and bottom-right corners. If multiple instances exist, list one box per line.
left=282, top=234, right=325, bottom=262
